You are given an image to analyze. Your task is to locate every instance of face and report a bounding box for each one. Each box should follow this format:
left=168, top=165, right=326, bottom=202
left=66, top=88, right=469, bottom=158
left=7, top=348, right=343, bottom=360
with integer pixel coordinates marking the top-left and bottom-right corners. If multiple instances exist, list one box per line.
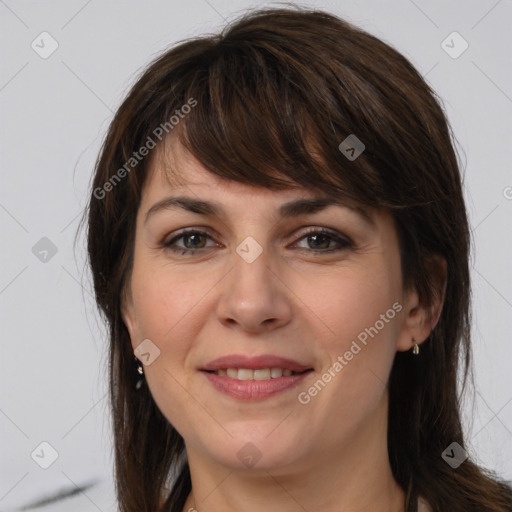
left=122, top=138, right=421, bottom=474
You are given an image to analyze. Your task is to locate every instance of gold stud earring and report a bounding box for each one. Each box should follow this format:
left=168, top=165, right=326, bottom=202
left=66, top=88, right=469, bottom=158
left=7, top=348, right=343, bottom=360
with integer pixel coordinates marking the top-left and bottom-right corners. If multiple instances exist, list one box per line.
left=412, top=338, right=419, bottom=355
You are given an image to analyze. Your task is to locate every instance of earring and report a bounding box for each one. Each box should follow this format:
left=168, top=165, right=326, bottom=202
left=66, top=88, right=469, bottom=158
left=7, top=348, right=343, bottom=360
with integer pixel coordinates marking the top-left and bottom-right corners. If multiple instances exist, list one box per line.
left=412, top=338, right=420, bottom=355
left=134, top=356, right=144, bottom=390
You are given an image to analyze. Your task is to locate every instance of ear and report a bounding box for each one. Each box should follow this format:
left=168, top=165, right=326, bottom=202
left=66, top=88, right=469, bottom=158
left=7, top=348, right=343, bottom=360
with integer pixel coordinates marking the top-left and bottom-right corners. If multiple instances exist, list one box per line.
left=396, top=255, right=447, bottom=352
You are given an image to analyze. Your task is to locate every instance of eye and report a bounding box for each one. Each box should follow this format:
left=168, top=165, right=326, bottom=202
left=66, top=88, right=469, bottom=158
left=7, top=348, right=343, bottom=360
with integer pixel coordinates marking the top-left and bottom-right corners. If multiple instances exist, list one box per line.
left=292, top=227, right=353, bottom=253
left=161, top=227, right=353, bottom=256
left=162, top=229, right=218, bottom=255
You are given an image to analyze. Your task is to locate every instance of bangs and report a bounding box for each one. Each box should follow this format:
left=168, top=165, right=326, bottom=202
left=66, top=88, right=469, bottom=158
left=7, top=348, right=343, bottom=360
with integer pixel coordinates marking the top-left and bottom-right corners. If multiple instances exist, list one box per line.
left=156, top=36, right=387, bottom=208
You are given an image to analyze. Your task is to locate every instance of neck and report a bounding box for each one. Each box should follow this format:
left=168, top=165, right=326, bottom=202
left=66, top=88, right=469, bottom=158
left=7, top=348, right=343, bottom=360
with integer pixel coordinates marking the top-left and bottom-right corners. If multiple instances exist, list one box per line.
left=181, top=394, right=404, bottom=512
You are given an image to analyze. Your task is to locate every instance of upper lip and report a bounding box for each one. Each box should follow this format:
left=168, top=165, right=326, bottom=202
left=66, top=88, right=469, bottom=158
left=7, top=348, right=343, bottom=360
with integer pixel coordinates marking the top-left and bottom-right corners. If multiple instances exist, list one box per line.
left=200, top=354, right=313, bottom=372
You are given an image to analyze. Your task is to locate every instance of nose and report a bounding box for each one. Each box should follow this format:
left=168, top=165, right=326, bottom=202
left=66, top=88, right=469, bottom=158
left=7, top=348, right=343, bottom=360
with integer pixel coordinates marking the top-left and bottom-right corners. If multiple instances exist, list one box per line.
left=215, top=244, right=293, bottom=334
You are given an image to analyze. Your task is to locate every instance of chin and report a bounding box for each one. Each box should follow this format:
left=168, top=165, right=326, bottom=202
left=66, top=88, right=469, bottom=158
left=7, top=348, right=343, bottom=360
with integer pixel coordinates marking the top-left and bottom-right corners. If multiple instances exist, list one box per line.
left=205, top=432, right=302, bottom=472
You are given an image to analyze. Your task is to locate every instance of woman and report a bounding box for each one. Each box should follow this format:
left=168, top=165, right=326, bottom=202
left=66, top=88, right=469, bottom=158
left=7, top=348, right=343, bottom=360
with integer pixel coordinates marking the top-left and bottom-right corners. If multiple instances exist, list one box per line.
left=84, top=6, right=512, bottom=512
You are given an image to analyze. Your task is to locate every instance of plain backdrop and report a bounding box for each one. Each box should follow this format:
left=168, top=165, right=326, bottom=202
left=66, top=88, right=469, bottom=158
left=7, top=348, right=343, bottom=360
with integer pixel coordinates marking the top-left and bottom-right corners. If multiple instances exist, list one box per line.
left=1, top=0, right=511, bottom=510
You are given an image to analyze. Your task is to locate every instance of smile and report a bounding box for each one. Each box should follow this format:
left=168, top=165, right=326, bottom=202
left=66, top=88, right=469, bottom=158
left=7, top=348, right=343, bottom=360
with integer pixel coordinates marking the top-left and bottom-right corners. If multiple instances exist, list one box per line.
left=208, top=368, right=304, bottom=380
left=199, top=354, right=314, bottom=400
left=201, top=368, right=313, bottom=400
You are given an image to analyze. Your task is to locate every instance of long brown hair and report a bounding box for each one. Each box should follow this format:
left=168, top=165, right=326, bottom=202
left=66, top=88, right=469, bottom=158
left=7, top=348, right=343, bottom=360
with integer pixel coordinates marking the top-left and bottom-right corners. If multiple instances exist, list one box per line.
left=83, top=6, right=512, bottom=512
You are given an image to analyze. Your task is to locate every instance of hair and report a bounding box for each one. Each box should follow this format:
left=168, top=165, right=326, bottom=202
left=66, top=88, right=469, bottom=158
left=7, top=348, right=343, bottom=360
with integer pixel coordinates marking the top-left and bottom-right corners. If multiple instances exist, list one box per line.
left=83, top=5, right=512, bottom=512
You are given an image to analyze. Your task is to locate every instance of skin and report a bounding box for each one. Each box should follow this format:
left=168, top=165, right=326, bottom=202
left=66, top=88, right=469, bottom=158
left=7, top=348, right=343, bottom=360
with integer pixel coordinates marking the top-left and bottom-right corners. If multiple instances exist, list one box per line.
left=122, top=138, right=445, bottom=512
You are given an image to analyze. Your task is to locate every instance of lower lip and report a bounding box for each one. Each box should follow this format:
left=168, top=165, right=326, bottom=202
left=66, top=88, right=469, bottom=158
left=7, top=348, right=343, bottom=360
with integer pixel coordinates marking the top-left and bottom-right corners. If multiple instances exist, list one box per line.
left=201, top=371, right=312, bottom=400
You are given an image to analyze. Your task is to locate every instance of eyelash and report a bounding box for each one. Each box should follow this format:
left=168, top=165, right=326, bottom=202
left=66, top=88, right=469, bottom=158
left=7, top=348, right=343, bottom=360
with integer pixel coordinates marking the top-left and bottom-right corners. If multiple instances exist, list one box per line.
left=162, top=227, right=353, bottom=256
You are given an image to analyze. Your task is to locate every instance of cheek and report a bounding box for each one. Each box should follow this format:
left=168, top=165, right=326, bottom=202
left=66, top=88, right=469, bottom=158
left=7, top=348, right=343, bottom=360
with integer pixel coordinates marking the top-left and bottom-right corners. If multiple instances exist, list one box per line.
left=129, top=261, right=220, bottom=394
left=129, top=265, right=209, bottom=435
left=130, top=261, right=208, bottom=344
left=316, top=263, right=400, bottom=348
left=307, top=264, right=401, bottom=406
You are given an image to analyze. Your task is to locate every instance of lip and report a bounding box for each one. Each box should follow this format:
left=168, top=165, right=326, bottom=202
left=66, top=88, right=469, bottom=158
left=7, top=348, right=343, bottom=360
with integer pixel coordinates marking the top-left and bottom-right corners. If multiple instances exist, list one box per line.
left=200, top=354, right=314, bottom=401
left=200, top=354, right=312, bottom=373
left=202, top=371, right=313, bottom=400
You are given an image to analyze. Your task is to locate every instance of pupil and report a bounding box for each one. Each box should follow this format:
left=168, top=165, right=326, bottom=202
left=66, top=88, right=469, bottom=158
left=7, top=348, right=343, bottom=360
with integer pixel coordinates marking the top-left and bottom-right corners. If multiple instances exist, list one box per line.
left=310, top=234, right=329, bottom=249
left=186, top=234, right=203, bottom=248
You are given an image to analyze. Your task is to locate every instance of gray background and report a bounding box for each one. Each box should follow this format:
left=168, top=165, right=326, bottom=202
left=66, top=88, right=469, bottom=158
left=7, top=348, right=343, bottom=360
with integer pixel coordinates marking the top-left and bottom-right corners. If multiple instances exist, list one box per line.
left=1, top=0, right=511, bottom=510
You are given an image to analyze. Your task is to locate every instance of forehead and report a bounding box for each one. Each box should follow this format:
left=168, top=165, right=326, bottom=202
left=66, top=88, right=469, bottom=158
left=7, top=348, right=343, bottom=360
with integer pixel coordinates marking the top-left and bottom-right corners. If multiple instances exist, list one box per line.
left=139, top=145, right=385, bottom=241
left=143, top=137, right=321, bottom=204
left=139, top=136, right=386, bottom=236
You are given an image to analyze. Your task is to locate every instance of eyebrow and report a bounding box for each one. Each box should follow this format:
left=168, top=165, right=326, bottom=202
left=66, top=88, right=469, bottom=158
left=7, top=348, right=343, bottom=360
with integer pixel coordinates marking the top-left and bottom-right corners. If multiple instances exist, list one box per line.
left=144, top=196, right=375, bottom=227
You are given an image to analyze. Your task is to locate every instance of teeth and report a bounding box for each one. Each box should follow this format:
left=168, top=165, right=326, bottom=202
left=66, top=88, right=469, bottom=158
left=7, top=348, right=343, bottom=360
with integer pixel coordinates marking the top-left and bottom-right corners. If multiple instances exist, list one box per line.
left=237, top=369, right=253, bottom=381
left=271, top=367, right=283, bottom=378
left=213, top=368, right=299, bottom=380
left=254, top=369, right=270, bottom=380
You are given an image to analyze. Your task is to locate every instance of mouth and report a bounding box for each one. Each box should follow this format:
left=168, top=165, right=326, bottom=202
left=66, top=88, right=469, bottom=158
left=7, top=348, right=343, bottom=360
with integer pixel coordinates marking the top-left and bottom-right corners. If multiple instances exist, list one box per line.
left=203, top=367, right=311, bottom=380
left=200, top=354, right=314, bottom=400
